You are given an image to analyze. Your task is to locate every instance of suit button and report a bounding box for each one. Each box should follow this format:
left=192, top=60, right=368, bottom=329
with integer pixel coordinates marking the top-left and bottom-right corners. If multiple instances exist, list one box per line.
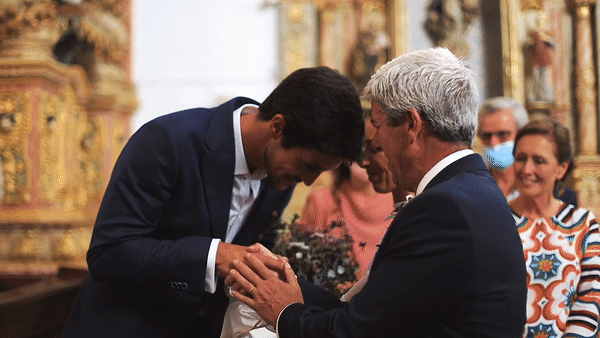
left=182, top=283, right=188, bottom=289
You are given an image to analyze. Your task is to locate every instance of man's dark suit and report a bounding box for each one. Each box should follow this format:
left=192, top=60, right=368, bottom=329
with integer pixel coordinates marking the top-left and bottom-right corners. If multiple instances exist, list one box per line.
left=62, top=97, right=294, bottom=337
left=278, top=153, right=527, bottom=337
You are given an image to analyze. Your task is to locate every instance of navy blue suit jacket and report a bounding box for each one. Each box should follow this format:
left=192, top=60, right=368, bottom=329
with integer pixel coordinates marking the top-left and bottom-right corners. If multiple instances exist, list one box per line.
left=62, top=97, right=294, bottom=337
left=278, top=154, right=527, bottom=337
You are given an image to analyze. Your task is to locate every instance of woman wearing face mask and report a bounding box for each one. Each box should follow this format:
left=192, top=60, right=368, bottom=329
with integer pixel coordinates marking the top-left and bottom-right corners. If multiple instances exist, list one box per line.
left=509, top=117, right=599, bottom=337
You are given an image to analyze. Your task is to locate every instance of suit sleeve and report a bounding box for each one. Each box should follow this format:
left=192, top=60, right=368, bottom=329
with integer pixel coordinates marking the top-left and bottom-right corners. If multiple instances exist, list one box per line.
left=277, top=193, right=474, bottom=337
left=86, top=120, right=212, bottom=302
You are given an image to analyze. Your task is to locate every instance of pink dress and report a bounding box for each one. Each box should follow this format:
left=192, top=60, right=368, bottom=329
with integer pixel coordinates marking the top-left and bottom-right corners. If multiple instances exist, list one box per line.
left=298, top=184, right=394, bottom=279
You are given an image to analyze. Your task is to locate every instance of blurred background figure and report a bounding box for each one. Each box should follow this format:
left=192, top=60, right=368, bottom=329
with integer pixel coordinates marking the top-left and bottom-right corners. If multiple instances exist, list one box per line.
left=477, top=96, right=577, bottom=206
left=509, top=117, right=599, bottom=337
left=298, top=161, right=393, bottom=280
left=526, top=12, right=554, bottom=103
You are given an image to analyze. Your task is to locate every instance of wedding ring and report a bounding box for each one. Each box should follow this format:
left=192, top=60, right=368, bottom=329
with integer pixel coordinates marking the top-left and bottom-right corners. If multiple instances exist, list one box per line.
left=249, top=286, right=256, bottom=293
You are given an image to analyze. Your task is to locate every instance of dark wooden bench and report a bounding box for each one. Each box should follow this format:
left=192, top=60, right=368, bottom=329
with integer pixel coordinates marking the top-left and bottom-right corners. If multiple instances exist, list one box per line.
left=0, top=267, right=86, bottom=338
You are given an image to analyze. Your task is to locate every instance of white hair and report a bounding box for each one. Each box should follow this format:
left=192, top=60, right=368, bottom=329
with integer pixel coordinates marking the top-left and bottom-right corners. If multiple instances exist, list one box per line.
left=362, top=47, right=480, bottom=146
left=478, top=96, right=529, bottom=130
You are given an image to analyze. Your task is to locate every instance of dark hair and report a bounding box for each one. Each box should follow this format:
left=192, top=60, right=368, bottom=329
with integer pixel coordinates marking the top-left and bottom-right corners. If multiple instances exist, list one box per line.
left=331, top=162, right=352, bottom=213
left=333, top=162, right=352, bottom=191
left=259, top=67, right=364, bottom=162
left=513, top=117, right=574, bottom=191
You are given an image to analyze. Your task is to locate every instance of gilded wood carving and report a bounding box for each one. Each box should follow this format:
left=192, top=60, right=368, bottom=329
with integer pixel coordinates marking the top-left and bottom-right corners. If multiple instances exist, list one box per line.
left=0, top=91, right=31, bottom=205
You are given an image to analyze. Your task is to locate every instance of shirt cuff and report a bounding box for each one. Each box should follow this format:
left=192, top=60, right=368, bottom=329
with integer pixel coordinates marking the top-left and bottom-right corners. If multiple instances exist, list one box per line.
left=205, top=238, right=221, bottom=293
left=275, top=303, right=296, bottom=338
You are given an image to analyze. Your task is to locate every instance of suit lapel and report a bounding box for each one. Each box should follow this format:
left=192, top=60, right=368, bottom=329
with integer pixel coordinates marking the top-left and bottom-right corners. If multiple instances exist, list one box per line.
left=201, top=97, right=259, bottom=240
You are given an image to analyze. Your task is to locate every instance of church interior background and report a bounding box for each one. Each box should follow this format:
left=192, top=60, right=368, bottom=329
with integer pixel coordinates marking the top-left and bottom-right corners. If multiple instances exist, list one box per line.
left=0, top=0, right=598, bottom=336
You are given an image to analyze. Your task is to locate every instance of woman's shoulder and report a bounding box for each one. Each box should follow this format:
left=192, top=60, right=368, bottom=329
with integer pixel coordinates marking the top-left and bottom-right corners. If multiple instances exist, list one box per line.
left=555, top=203, right=596, bottom=227
left=303, top=187, right=339, bottom=213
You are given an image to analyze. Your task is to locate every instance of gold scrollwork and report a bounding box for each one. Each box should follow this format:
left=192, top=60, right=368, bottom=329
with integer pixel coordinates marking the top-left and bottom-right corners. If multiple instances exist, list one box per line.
left=40, top=87, right=104, bottom=210
left=93, top=0, right=126, bottom=18
left=78, top=115, right=104, bottom=205
left=0, top=0, right=58, bottom=42
left=112, top=118, right=125, bottom=166
left=574, top=167, right=600, bottom=209
left=40, top=91, right=66, bottom=203
left=287, top=4, right=305, bottom=23
left=521, top=0, right=544, bottom=11
left=52, top=229, right=78, bottom=260
left=0, top=91, right=31, bottom=204
left=56, top=89, right=103, bottom=210
left=74, top=1, right=128, bottom=64
left=568, top=0, right=596, bottom=9
left=9, top=229, right=39, bottom=261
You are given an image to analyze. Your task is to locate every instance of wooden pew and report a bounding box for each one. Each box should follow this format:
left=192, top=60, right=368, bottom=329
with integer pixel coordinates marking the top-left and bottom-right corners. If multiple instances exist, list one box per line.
left=0, top=267, right=86, bottom=338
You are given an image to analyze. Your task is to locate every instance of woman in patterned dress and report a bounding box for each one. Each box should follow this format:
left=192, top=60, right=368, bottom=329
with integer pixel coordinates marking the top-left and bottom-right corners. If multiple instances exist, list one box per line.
left=509, top=117, right=600, bottom=337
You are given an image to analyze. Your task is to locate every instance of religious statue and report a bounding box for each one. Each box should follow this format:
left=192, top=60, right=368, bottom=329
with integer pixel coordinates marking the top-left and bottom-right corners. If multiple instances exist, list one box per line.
left=347, top=2, right=390, bottom=94
left=423, top=0, right=479, bottom=58
left=526, top=12, right=554, bottom=102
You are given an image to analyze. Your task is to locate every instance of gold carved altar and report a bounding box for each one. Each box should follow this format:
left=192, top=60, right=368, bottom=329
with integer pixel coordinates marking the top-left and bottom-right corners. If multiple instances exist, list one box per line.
left=0, top=0, right=137, bottom=278
left=278, top=0, right=600, bottom=220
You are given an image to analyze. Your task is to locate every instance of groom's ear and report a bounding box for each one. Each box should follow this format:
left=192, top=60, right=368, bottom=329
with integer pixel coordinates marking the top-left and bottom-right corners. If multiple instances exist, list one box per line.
left=269, top=114, right=285, bottom=140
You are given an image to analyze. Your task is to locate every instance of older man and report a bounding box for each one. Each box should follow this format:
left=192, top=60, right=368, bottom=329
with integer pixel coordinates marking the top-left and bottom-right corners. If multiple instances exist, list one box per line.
left=227, top=48, right=527, bottom=337
left=478, top=96, right=577, bottom=206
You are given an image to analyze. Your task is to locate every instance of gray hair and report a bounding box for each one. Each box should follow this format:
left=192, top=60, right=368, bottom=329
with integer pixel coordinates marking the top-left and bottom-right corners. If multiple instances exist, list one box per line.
left=362, top=47, right=479, bottom=146
left=478, top=96, right=529, bottom=130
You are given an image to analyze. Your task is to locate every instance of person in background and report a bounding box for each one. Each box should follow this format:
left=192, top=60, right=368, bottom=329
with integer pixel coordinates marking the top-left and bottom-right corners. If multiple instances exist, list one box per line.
left=227, top=47, right=527, bottom=337
left=478, top=96, right=577, bottom=206
left=61, top=66, right=365, bottom=338
left=509, top=117, right=599, bottom=337
left=297, top=162, right=393, bottom=280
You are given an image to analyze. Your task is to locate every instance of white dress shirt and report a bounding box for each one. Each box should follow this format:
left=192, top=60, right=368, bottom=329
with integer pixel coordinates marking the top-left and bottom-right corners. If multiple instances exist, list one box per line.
left=205, top=104, right=266, bottom=293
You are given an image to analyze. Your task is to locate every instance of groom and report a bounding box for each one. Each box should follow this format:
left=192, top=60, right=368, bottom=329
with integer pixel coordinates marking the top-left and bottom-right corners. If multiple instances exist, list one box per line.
left=227, top=48, right=527, bottom=337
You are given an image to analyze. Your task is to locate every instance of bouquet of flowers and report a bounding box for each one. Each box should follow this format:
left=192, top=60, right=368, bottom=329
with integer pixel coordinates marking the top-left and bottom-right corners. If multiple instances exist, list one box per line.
left=265, top=215, right=359, bottom=297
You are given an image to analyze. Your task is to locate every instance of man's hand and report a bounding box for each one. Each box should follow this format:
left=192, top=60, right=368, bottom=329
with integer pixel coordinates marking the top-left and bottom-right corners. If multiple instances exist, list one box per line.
left=223, top=243, right=288, bottom=292
left=229, top=254, right=303, bottom=326
left=216, top=243, right=285, bottom=279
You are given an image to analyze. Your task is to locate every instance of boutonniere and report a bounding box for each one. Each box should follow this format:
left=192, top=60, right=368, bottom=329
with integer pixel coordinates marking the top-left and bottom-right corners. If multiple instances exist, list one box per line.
left=387, top=194, right=415, bottom=220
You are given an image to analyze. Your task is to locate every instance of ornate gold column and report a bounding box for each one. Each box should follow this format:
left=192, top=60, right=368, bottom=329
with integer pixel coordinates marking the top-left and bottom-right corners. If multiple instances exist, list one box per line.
left=570, top=0, right=600, bottom=215
left=0, top=0, right=137, bottom=277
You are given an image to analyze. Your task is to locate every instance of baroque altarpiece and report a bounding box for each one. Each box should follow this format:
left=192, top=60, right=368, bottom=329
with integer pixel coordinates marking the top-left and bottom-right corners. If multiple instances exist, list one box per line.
left=0, top=0, right=137, bottom=278
left=278, top=0, right=600, bottom=221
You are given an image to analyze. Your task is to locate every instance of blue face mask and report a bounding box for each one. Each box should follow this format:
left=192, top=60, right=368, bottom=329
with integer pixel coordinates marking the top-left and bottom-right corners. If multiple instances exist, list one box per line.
left=483, top=140, right=515, bottom=170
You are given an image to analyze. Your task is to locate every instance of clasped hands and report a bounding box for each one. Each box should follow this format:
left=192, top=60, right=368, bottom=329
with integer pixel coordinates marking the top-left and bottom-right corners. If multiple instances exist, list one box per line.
left=219, top=242, right=304, bottom=326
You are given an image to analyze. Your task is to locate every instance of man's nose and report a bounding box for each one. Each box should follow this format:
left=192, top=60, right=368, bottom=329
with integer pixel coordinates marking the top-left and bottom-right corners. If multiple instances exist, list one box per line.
left=371, top=138, right=383, bottom=153
left=488, top=135, right=502, bottom=147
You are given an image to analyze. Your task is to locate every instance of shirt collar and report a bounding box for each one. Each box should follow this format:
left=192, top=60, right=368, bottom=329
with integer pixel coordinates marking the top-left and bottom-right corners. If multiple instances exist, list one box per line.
left=415, top=149, right=473, bottom=195
left=233, top=104, right=266, bottom=180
